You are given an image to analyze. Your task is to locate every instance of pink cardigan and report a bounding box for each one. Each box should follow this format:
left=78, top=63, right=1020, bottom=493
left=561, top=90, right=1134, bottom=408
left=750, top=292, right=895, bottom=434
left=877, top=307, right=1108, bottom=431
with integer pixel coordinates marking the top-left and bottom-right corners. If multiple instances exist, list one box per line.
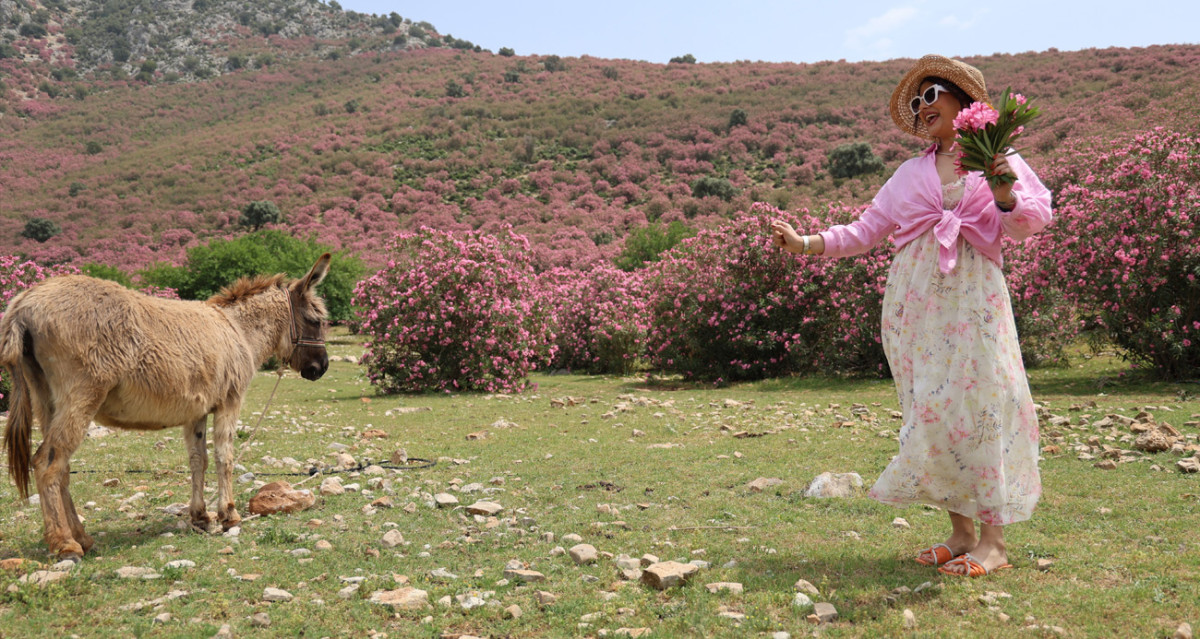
left=818, top=147, right=1053, bottom=273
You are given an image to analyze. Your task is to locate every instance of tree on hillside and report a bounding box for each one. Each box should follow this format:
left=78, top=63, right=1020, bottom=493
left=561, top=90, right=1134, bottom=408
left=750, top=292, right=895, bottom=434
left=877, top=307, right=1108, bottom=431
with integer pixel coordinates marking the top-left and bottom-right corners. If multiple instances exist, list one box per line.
left=669, top=54, right=697, bottom=64
left=827, top=142, right=885, bottom=179
left=21, top=218, right=60, bottom=243
left=239, top=201, right=283, bottom=230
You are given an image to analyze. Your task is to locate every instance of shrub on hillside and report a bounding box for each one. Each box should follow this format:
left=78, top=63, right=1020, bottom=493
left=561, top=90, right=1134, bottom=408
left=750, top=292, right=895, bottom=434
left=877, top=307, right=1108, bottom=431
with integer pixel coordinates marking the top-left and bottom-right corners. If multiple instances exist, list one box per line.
left=615, top=221, right=695, bottom=271
left=691, top=177, right=738, bottom=201
left=539, top=266, right=648, bottom=375
left=138, top=230, right=362, bottom=323
left=1024, top=127, right=1200, bottom=378
left=643, top=203, right=892, bottom=382
left=827, top=142, right=885, bottom=179
left=669, top=54, right=697, bottom=64
left=354, top=228, right=553, bottom=394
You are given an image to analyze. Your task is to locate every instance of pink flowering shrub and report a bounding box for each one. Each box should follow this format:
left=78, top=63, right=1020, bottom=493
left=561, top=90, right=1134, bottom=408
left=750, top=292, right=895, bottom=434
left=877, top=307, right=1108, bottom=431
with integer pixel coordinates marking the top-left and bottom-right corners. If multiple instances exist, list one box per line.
left=538, top=266, right=649, bottom=375
left=1024, top=127, right=1200, bottom=378
left=0, top=256, right=80, bottom=409
left=643, top=203, right=892, bottom=382
left=353, top=228, right=554, bottom=394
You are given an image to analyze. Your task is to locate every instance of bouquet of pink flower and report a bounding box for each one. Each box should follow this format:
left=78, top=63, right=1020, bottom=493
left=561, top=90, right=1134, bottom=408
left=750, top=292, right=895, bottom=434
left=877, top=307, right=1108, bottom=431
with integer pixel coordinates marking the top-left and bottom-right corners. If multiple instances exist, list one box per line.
left=952, top=87, right=1041, bottom=187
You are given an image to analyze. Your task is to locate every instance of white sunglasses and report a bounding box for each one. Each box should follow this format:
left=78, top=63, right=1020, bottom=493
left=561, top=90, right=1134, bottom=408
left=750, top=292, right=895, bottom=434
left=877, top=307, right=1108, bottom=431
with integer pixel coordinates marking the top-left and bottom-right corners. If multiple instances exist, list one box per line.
left=910, top=84, right=950, bottom=115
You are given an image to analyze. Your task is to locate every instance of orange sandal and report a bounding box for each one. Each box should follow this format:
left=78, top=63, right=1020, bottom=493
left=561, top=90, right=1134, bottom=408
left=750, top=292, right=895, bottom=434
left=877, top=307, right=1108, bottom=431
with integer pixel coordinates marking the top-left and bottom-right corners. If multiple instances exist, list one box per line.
left=937, top=553, right=1013, bottom=577
left=915, top=543, right=960, bottom=566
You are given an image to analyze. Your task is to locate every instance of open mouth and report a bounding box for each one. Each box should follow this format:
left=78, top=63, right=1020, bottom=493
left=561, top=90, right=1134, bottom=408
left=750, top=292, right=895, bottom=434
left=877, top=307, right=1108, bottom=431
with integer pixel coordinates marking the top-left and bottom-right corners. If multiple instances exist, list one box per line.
left=924, top=112, right=939, bottom=125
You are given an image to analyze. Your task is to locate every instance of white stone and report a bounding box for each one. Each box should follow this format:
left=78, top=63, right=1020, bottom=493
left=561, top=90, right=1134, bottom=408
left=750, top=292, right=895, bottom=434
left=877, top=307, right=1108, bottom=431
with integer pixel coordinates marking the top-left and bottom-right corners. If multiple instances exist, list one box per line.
left=262, top=588, right=293, bottom=602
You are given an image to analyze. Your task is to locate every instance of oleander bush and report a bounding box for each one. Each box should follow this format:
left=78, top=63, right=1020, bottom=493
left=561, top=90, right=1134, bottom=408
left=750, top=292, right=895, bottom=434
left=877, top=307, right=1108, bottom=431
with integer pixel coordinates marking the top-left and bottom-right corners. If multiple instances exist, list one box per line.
left=539, top=266, right=649, bottom=375
left=354, top=227, right=554, bottom=393
left=0, top=256, right=80, bottom=409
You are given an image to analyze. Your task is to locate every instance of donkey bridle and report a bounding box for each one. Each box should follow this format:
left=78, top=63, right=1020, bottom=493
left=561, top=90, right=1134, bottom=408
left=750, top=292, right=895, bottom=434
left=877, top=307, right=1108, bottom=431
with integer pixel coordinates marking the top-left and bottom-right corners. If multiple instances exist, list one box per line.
left=285, top=289, right=325, bottom=348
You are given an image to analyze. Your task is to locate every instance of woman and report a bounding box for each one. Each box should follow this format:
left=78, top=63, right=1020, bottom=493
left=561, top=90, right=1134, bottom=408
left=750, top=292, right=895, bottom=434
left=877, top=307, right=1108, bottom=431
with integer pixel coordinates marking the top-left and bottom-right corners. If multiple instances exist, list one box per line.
left=771, top=55, right=1052, bottom=577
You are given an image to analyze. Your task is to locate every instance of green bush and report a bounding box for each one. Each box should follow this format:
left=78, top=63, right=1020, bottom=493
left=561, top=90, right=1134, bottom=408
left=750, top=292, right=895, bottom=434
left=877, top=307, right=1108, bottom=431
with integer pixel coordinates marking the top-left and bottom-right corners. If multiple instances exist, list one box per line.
left=445, top=80, right=465, bottom=98
left=690, top=176, right=738, bottom=201
left=138, top=230, right=363, bottom=323
left=498, top=47, right=515, bottom=57
left=238, top=200, right=282, bottom=230
left=82, top=263, right=133, bottom=287
left=729, top=108, right=748, bottom=128
left=615, top=222, right=696, bottom=271
left=669, top=54, right=697, bottom=64
left=19, top=23, right=47, bottom=38
left=542, top=55, right=565, bottom=72
left=827, top=142, right=885, bottom=179
left=21, top=218, right=60, bottom=243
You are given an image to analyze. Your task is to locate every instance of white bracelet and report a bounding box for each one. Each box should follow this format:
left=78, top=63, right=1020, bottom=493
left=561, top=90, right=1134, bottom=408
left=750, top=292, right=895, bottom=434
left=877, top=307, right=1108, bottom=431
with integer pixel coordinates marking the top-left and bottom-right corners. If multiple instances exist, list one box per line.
left=802, top=235, right=810, bottom=255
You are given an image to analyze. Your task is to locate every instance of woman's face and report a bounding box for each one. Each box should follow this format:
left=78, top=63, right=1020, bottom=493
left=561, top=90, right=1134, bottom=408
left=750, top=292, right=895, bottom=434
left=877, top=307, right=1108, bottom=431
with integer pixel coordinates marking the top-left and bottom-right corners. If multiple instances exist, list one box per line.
left=916, top=80, right=962, bottom=142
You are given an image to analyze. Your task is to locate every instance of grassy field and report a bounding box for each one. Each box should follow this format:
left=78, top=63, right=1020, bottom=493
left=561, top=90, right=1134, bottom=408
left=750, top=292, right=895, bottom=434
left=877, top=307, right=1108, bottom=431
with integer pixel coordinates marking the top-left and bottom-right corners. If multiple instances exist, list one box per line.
left=0, top=329, right=1197, bottom=638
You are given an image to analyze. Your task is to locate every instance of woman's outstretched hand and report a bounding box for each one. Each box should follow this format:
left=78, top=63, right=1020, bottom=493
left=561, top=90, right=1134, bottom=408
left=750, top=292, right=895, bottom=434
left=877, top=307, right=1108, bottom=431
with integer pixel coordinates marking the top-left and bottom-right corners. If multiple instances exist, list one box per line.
left=771, top=220, right=803, bottom=253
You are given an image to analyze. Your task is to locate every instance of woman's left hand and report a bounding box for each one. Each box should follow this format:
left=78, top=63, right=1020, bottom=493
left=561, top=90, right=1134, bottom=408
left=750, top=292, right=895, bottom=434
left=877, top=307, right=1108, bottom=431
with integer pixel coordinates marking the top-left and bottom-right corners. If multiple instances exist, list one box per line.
left=990, top=153, right=1015, bottom=207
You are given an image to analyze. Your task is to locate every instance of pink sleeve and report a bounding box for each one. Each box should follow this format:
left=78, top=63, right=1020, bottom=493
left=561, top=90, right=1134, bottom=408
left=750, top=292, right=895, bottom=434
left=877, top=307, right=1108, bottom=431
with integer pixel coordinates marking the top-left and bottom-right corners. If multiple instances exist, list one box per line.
left=999, top=153, right=1053, bottom=241
left=818, top=201, right=895, bottom=258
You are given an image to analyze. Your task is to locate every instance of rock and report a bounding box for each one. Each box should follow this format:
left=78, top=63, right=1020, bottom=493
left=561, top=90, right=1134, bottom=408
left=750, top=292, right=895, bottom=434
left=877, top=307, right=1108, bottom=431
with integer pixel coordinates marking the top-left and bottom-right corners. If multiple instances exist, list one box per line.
left=319, top=477, right=345, bottom=496
left=569, top=544, right=598, bottom=565
left=334, top=452, right=356, bottom=469
left=213, top=624, right=233, bottom=637
left=250, top=612, right=271, bottom=628
left=456, top=592, right=488, bottom=610
left=369, top=587, right=430, bottom=610
left=814, top=602, right=838, bottom=622
left=428, top=567, right=458, bottom=581
left=892, top=517, right=910, bottom=529
left=535, top=590, right=557, bottom=605
left=804, top=472, right=863, bottom=498
left=1134, top=430, right=1173, bottom=453
left=434, top=493, right=459, bottom=508
left=116, top=566, right=160, bottom=580
left=1094, top=460, right=1119, bottom=470
left=562, top=533, right=584, bottom=544
left=504, top=569, right=546, bottom=583
left=466, top=501, right=504, bottom=516
left=614, top=628, right=652, bottom=637
left=717, top=610, right=746, bottom=621
left=1178, top=457, right=1200, bottom=474
left=640, top=561, right=699, bottom=590
left=794, top=579, right=820, bottom=596
left=338, top=584, right=360, bottom=600
left=315, top=540, right=333, bottom=552
left=1175, top=622, right=1193, bottom=639
left=153, top=613, right=172, bottom=624
left=903, top=608, right=916, bottom=629
left=773, top=633, right=792, bottom=639
left=747, top=477, right=783, bottom=493
left=1036, top=558, right=1055, bottom=572
left=381, top=530, right=404, bottom=548
left=640, top=554, right=660, bottom=567
left=361, top=429, right=388, bottom=439
left=705, top=581, right=743, bottom=594
left=20, top=570, right=70, bottom=587
left=164, top=560, right=196, bottom=570
left=262, top=587, right=293, bottom=603
left=505, top=604, right=523, bottom=619
left=793, top=593, right=813, bottom=609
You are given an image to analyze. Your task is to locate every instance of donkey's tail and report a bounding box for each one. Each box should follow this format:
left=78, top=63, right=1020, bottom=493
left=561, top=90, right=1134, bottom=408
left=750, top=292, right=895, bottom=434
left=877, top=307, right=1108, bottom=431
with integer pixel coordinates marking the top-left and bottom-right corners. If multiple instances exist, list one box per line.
left=0, top=309, right=33, bottom=498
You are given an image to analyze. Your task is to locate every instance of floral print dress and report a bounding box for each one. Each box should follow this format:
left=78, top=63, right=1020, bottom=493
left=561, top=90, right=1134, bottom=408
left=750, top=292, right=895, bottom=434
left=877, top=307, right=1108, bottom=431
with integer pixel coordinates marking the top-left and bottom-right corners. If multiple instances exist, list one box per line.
left=867, top=177, right=1042, bottom=525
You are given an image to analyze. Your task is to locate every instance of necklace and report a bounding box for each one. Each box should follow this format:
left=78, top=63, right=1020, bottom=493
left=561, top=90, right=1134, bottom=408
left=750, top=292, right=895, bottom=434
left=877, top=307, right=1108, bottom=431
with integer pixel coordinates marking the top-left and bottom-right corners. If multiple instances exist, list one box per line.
left=935, top=151, right=957, bottom=157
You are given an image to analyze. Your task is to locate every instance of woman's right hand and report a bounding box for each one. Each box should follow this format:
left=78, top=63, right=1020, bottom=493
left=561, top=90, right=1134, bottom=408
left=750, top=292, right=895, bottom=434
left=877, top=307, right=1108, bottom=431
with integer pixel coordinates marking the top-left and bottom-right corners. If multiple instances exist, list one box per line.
left=771, top=220, right=803, bottom=253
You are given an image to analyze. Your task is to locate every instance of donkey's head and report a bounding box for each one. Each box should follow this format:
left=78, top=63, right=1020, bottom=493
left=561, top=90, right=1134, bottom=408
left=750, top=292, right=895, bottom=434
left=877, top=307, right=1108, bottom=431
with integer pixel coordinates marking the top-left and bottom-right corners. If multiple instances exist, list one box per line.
left=285, top=253, right=332, bottom=381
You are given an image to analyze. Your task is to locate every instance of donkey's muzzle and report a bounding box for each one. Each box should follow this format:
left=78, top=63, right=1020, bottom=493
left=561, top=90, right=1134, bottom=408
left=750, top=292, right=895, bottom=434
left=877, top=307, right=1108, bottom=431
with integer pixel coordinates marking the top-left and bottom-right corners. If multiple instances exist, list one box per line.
left=301, top=357, right=328, bottom=381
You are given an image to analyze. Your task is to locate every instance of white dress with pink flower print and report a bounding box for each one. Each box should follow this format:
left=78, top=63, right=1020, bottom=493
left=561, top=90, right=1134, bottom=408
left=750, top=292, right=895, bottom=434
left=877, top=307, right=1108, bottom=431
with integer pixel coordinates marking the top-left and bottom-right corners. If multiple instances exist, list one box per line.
left=867, top=179, right=1042, bottom=525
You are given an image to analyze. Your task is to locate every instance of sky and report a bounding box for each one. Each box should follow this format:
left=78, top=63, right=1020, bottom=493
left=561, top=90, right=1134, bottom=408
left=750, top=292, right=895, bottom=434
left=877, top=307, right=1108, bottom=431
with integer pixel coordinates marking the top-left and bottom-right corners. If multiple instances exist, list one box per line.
left=335, top=0, right=1200, bottom=64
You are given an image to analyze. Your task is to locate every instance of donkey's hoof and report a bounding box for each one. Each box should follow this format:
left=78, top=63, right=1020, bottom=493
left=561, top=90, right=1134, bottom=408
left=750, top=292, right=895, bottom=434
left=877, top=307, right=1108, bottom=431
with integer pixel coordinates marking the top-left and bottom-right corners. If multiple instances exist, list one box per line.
left=57, top=551, right=83, bottom=565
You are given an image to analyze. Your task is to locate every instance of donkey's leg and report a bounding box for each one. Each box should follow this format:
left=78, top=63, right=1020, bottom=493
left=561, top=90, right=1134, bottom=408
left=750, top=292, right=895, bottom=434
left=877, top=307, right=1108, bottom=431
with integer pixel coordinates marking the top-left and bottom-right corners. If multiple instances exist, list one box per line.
left=32, top=407, right=92, bottom=560
left=183, top=416, right=213, bottom=531
left=212, top=404, right=242, bottom=530
left=59, top=463, right=95, bottom=553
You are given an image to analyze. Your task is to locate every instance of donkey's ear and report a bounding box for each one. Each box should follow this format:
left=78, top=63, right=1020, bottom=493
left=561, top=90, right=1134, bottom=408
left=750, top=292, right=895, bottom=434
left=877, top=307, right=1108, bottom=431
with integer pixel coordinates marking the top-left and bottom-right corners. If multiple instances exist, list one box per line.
left=301, top=253, right=332, bottom=291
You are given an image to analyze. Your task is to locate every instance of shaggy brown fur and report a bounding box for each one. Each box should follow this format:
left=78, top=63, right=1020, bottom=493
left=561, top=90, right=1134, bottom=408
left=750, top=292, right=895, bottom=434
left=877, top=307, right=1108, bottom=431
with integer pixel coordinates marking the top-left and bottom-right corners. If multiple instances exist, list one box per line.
left=1, top=254, right=331, bottom=560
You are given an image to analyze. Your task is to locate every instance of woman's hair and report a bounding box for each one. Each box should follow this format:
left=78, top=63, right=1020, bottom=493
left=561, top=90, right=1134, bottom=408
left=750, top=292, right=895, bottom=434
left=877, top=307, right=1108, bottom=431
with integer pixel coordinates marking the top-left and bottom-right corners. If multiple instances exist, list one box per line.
left=911, top=76, right=976, bottom=132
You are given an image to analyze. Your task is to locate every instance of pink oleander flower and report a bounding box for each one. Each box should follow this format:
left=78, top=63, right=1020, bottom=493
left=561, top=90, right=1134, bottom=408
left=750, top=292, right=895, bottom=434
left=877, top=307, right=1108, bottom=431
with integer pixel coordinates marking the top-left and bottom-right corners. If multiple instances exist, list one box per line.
left=953, top=87, right=1042, bottom=187
left=951, top=102, right=999, bottom=133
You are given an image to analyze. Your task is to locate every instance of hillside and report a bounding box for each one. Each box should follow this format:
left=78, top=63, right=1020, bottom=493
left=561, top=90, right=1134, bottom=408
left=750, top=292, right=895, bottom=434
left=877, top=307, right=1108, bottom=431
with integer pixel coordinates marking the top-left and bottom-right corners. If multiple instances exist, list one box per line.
left=1, top=33, right=1198, bottom=274
left=0, top=0, right=479, bottom=105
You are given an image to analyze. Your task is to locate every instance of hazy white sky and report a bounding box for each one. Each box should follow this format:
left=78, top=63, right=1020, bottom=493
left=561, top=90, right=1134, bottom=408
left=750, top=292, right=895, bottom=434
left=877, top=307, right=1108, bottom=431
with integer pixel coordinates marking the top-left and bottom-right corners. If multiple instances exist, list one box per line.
left=336, top=0, right=1200, bottom=64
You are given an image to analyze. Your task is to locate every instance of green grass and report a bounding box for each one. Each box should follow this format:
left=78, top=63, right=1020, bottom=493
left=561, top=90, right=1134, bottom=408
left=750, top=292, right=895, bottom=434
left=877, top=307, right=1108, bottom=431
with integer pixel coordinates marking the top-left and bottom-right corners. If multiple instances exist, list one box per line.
left=1, top=330, right=1197, bottom=637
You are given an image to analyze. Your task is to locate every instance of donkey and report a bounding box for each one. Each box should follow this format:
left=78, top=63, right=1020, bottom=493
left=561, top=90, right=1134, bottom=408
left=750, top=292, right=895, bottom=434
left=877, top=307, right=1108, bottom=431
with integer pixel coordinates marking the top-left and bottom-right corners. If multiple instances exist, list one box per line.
left=1, top=254, right=331, bottom=561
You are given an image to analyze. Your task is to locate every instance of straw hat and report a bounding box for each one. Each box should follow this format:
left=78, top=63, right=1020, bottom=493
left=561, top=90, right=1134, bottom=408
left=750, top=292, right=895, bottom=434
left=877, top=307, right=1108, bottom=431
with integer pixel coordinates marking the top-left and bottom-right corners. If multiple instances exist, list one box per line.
left=889, top=54, right=989, bottom=139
